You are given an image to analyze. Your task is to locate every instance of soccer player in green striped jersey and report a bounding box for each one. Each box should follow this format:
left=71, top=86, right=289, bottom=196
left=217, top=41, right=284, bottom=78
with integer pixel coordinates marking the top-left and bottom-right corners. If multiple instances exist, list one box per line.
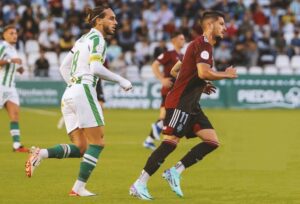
left=0, top=25, right=28, bottom=153
left=25, top=6, right=132, bottom=196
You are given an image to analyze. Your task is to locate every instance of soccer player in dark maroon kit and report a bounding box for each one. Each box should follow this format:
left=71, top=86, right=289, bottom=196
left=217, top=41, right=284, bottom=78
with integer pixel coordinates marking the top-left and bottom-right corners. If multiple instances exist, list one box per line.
left=143, top=31, right=185, bottom=150
left=130, top=11, right=237, bottom=200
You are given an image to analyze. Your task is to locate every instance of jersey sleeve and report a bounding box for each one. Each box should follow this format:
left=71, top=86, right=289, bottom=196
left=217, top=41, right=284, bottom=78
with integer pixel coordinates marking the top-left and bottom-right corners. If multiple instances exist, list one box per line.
left=0, top=45, right=7, bottom=60
left=156, top=52, right=170, bottom=65
left=88, top=36, right=106, bottom=64
left=195, top=42, right=212, bottom=66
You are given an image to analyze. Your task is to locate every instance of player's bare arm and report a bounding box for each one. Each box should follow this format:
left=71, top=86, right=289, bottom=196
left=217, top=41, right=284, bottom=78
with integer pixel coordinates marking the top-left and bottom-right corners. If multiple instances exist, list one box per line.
left=0, top=58, right=22, bottom=66
left=152, top=60, right=173, bottom=88
left=197, top=63, right=237, bottom=80
left=170, top=60, right=182, bottom=78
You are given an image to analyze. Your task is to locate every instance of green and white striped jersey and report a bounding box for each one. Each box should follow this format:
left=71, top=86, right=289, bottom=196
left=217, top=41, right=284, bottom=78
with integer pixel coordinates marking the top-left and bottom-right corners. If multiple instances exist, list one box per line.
left=69, top=28, right=107, bottom=85
left=0, top=41, right=20, bottom=87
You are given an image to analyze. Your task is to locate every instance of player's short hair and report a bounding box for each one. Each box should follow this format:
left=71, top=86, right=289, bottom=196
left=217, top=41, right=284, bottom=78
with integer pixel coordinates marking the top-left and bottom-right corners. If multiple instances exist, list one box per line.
left=170, top=31, right=183, bottom=39
left=200, top=11, right=225, bottom=27
left=85, top=5, right=110, bottom=26
left=3, top=24, right=17, bottom=33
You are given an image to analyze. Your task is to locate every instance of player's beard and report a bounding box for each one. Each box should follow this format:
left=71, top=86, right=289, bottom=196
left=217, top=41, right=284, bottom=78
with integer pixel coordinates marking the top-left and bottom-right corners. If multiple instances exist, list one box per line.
left=103, top=26, right=114, bottom=36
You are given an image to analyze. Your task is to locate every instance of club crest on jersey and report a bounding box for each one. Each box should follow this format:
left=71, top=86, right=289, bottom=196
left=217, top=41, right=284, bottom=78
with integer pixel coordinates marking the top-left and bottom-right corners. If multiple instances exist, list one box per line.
left=158, top=54, right=164, bottom=60
left=177, top=123, right=183, bottom=132
left=200, top=51, right=209, bottom=60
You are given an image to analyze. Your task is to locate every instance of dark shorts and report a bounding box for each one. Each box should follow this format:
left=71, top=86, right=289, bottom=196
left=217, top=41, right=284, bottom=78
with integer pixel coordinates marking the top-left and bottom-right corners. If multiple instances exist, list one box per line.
left=163, top=108, right=213, bottom=139
left=96, top=81, right=105, bottom=102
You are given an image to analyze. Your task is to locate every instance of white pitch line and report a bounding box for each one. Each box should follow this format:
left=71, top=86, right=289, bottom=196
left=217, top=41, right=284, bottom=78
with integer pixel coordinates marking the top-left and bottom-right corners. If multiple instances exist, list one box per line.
left=22, top=107, right=59, bottom=116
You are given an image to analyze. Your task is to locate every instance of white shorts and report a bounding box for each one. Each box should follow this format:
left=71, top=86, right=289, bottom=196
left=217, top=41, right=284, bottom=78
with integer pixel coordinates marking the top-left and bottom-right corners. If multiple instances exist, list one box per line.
left=61, top=84, right=105, bottom=134
left=0, top=85, right=19, bottom=108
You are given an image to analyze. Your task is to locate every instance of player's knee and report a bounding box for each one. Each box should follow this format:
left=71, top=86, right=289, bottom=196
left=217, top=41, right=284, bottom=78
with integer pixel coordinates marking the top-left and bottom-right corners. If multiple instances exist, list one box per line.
left=204, top=139, right=220, bottom=149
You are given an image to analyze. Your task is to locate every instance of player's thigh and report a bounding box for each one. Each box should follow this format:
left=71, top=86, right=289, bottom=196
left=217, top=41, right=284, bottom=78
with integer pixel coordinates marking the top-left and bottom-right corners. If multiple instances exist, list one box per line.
left=5, top=100, right=19, bottom=121
left=196, top=129, right=219, bottom=144
left=76, top=85, right=105, bottom=128
left=162, top=134, right=180, bottom=143
left=159, top=107, right=166, bottom=119
left=69, top=128, right=88, bottom=154
left=83, top=126, right=105, bottom=146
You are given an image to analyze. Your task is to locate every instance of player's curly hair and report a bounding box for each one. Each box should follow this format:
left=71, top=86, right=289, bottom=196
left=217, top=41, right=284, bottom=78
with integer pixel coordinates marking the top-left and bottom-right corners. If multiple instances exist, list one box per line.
left=85, top=5, right=110, bottom=26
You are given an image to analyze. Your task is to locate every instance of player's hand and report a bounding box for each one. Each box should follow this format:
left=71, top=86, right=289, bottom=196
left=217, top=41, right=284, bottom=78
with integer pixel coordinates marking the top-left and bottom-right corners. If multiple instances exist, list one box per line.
left=11, top=58, right=22, bottom=65
left=161, top=77, right=173, bottom=88
left=120, top=79, right=132, bottom=91
left=16, top=67, right=24, bottom=74
left=203, top=81, right=216, bottom=95
left=225, top=66, right=238, bottom=79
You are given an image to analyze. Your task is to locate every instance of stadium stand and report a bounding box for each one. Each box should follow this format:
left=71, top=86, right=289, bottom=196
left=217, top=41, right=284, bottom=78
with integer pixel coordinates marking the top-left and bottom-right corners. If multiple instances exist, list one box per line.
left=0, top=0, right=299, bottom=80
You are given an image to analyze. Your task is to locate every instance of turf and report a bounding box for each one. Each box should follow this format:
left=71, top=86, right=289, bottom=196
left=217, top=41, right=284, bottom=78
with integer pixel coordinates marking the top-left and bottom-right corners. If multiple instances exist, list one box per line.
left=0, top=108, right=300, bottom=204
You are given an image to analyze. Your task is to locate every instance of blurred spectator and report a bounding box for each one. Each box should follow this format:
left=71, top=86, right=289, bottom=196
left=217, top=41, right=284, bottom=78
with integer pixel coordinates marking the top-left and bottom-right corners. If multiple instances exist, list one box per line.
left=226, top=19, right=238, bottom=38
left=49, top=0, right=64, bottom=25
left=142, top=3, right=160, bottom=41
left=2, top=3, right=18, bottom=24
left=134, top=37, right=151, bottom=73
left=39, top=15, right=56, bottom=32
left=289, top=0, right=300, bottom=22
left=22, top=20, right=39, bottom=41
left=288, top=30, right=300, bottom=57
left=214, top=42, right=232, bottom=71
left=118, top=21, right=136, bottom=52
left=153, top=40, right=168, bottom=59
left=269, top=6, right=281, bottom=37
left=34, top=50, right=49, bottom=77
left=110, top=53, right=127, bottom=77
left=59, top=30, right=75, bottom=52
left=135, top=19, right=149, bottom=40
left=275, top=32, right=288, bottom=54
left=157, top=2, right=174, bottom=39
left=252, top=4, right=268, bottom=28
left=106, top=38, right=122, bottom=61
left=38, top=28, right=59, bottom=52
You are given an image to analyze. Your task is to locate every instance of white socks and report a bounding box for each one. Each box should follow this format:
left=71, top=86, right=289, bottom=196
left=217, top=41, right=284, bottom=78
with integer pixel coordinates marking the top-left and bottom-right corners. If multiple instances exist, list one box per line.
left=39, top=149, right=49, bottom=159
left=72, top=180, right=86, bottom=192
left=137, top=170, right=150, bottom=185
left=175, top=161, right=185, bottom=174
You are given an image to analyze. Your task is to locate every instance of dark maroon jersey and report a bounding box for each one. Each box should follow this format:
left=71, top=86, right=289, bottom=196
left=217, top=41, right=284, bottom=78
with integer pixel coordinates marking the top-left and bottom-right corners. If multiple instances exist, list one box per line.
left=165, top=35, right=213, bottom=113
left=156, top=50, right=183, bottom=96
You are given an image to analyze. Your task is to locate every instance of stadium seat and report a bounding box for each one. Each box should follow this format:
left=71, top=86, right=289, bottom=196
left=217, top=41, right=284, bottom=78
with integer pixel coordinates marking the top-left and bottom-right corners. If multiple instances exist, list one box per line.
left=17, top=52, right=31, bottom=79
left=290, top=55, right=300, bottom=69
left=294, top=68, right=300, bottom=75
left=49, top=66, right=62, bottom=79
left=248, top=66, right=263, bottom=75
left=44, top=52, right=58, bottom=66
left=149, top=42, right=159, bottom=56
left=141, top=65, right=156, bottom=80
left=264, top=65, right=278, bottom=75
left=278, top=68, right=293, bottom=75
left=27, top=52, right=40, bottom=69
left=235, top=66, right=248, bottom=75
left=126, top=65, right=140, bottom=81
left=59, top=52, right=68, bottom=65
left=275, top=54, right=290, bottom=69
left=25, top=40, right=40, bottom=55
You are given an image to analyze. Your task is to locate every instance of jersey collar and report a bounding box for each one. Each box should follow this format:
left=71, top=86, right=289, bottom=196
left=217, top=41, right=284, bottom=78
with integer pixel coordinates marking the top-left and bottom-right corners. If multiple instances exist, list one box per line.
left=91, top=28, right=104, bottom=39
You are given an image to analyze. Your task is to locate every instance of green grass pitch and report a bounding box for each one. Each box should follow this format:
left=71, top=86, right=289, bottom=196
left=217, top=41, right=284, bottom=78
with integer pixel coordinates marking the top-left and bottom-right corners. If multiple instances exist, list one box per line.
left=0, top=108, right=300, bottom=204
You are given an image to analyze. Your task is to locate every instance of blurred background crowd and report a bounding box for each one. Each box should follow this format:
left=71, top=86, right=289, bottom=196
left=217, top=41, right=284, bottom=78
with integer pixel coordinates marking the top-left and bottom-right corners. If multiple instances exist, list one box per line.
left=1, top=0, right=300, bottom=80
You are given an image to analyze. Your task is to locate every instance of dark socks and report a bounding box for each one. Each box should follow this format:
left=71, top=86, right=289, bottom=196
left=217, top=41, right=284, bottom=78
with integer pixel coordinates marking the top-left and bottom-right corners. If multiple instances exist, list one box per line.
left=180, top=142, right=218, bottom=168
left=144, top=140, right=177, bottom=175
